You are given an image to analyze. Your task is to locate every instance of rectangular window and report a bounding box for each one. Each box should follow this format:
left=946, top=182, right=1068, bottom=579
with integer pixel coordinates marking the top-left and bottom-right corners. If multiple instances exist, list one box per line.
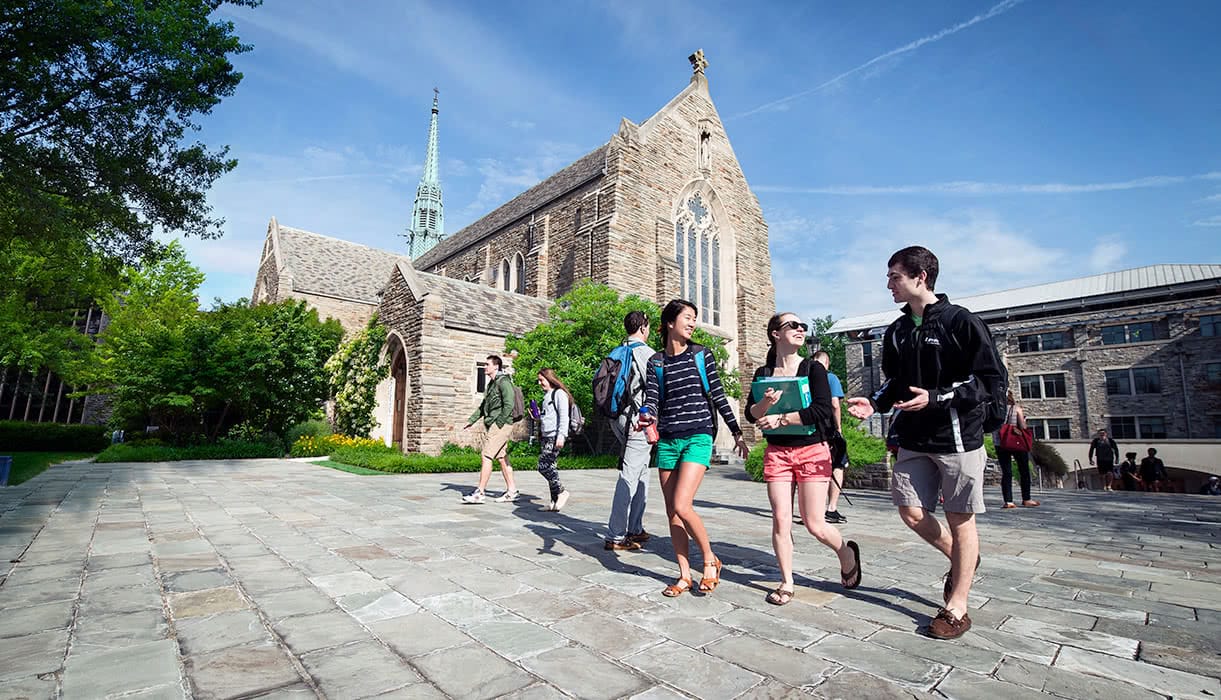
left=1046, top=418, right=1072, bottom=439
left=1109, top=416, right=1137, bottom=440
left=1019, top=375, right=1043, bottom=400
left=1131, top=367, right=1161, bottom=394
left=862, top=342, right=873, bottom=368
left=1028, top=418, right=1071, bottom=440
left=1207, top=362, right=1221, bottom=384
left=1138, top=415, right=1167, bottom=440
left=1043, top=374, right=1067, bottom=398
left=1105, top=369, right=1132, bottom=395
left=475, top=364, right=487, bottom=393
left=1017, top=331, right=1068, bottom=353
left=1201, top=314, right=1221, bottom=337
left=1102, top=321, right=1157, bottom=345
left=574, top=206, right=582, bottom=232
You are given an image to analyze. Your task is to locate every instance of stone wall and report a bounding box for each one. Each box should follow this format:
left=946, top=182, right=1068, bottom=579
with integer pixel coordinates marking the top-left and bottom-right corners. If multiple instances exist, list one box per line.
left=287, top=292, right=377, bottom=337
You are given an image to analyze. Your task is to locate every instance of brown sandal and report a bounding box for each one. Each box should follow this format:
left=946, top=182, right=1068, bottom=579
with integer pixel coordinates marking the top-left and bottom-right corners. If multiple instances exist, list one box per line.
left=662, top=577, right=692, bottom=597
left=698, top=559, right=723, bottom=592
left=766, top=586, right=795, bottom=606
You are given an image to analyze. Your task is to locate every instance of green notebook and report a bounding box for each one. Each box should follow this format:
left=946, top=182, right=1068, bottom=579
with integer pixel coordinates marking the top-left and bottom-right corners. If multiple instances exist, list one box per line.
left=750, top=375, right=817, bottom=436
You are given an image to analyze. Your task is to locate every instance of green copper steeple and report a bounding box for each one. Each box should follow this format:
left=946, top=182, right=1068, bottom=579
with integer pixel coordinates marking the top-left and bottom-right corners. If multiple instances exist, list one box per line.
left=406, top=89, right=444, bottom=259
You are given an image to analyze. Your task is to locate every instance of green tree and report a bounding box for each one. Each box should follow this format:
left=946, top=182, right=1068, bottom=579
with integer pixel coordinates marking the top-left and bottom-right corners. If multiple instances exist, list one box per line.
left=90, top=247, right=342, bottom=440
left=0, top=0, right=258, bottom=262
left=326, top=316, right=389, bottom=438
left=808, top=315, right=847, bottom=379
left=504, top=281, right=739, bottom=417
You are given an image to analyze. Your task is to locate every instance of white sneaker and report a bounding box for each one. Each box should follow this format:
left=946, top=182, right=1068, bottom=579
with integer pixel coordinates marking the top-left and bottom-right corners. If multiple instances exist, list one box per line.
left=494, top=490, right=519, bottom=503
left=554, top=491, right=570, bottom=512
left=461, top=490, right=485, bottom=504
left=538, top=501, right=555, bottom=512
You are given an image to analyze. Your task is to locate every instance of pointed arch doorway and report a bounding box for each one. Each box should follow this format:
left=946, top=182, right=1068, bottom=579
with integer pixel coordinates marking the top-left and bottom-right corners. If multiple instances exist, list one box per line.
left=388, top=337, right=409, bottom=448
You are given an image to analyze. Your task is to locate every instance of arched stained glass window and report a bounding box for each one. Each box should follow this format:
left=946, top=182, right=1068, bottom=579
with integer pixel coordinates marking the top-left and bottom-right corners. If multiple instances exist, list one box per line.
left=673, top=194, right=721, bottom=325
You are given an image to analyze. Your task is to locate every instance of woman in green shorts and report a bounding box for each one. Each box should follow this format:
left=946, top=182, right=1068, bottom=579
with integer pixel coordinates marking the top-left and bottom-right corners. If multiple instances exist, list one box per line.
left=638, top=299, right=749, bottom=597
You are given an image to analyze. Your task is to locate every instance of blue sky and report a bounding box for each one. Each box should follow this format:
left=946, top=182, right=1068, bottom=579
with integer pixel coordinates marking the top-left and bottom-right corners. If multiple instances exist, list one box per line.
left=188, top=0, right=1221, bottom=322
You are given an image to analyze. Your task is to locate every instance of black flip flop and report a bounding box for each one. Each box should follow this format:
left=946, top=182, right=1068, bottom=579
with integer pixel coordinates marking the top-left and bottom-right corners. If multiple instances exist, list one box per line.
left=841, top=540, right=861, bottom=590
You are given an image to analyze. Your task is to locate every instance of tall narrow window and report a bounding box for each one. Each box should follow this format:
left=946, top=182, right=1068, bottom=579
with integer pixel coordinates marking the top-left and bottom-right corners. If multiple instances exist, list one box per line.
left=514, top=253, right=526, bottom=294
left=574, top=206, right=582, bottom=232
left=500, top=259, right=511, bottom=291
left=673, top=193, right=722, bottom=324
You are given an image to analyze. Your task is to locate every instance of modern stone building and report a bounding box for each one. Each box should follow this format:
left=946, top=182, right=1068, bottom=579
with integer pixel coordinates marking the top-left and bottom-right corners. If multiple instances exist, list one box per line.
left=830, top=264, right=1221, bottom=483
left=252, top=53, right=775, bottom=454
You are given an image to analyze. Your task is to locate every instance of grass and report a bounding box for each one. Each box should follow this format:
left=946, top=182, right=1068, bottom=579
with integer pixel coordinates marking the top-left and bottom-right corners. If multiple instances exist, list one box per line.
left=328, top=444, right=618, bottom=474
left=95, top=441, right=283, bottom=462
left=3, top=452, right=95, bottom=486
left=310, top=459, right=392, bottom=476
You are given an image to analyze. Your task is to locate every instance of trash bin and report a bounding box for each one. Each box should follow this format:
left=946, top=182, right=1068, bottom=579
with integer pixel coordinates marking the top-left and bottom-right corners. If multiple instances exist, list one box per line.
left=0, top=455, right=11, bottom=487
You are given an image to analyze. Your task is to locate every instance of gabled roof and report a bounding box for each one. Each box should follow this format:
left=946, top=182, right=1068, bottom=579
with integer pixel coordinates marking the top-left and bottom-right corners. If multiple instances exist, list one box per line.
left=829, top=264, right=1221, bottom=334
left=415, top=269, right=551, bottom=336
left=412, top=144, right=608, bottom=270
left=274, top=223, right=405, bottom=304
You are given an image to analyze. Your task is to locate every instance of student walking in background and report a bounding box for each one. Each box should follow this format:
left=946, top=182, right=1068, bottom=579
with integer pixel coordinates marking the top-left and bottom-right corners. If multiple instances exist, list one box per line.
left=746, top=312, right=861, bottom=606
left=534, top=368, right=573, bottom=512
left=814, top=350, right=850, bottom=524
left=605, top=311, right=655, bottom=551
left=461, top=355, right=519, bottom=504
left=1089, top=429, right=1120, bottom=491
left=996, top=391, right=1038, bottom=508
left=638, top=299, right=749, bottom=597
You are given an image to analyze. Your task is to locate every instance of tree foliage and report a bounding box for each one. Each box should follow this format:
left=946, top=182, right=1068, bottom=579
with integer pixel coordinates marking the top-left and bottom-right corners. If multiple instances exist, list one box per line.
left=88, top=245, right=343, bottom=440
left=0, top=0, right=258, bottom=262
left=504, top=281, right=739, bottom=417
left=809, top=314, right=847, bottom=379
left=325, top=316, right=389, bottom=438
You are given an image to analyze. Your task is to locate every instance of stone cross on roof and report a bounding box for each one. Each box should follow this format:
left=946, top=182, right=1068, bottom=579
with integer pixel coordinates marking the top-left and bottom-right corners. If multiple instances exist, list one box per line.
left=689, top=49, right=708, bottom=75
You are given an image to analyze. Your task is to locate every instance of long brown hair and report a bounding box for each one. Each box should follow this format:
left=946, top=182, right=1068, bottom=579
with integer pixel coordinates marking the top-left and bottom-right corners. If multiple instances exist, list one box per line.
left=765, top=311, right=801, bottom=367
left=538, top=368, right=573, bottom=403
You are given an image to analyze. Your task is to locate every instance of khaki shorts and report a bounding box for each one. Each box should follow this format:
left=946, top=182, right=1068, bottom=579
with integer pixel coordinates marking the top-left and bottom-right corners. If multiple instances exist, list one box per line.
left=891, top=447, right=986, bottom=514
left=481, top=422, right=513, bottom=460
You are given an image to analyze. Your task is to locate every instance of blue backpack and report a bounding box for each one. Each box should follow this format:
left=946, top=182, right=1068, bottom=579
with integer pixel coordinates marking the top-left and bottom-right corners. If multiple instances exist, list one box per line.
left=592, top=341, right=647, bottom=418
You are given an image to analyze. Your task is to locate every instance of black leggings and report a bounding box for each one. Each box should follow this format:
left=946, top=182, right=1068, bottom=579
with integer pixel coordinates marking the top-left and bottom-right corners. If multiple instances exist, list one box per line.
left=998, top=449, right=1031, bottom=503
left=537, top=436, right=565, bottom=501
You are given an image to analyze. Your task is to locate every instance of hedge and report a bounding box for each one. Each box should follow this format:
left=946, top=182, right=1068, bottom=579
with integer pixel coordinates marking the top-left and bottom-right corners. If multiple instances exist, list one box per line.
left=743, top=424, right=888, bottom=483
left=95, top=440, right=283, bottom=463
left=0, top=421, right=109, bottom=452
left=328, top=444, right=617, bottom=474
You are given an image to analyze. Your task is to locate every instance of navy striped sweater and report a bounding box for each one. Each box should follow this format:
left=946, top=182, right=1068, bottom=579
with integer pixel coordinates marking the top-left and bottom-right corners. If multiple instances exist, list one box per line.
left=643, top=346, right=741, bottom=440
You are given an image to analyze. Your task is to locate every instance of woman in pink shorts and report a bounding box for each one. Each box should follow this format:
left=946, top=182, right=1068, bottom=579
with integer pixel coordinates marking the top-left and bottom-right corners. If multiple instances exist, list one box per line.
left=745, top=312, right=861, bottom=605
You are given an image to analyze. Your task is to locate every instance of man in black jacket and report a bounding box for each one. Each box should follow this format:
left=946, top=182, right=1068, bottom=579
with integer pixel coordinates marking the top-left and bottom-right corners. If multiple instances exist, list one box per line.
left=847, top=246, right=1004, bottom=641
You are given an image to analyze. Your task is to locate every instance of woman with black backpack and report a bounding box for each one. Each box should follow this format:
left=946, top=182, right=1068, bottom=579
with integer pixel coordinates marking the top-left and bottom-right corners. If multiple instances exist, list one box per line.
left=745, top=311, right=861, bottom=606
left=535, top=368, right=573, bottom=512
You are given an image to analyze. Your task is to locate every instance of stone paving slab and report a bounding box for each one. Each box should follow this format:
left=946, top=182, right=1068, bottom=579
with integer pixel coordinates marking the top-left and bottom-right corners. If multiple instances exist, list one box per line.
left=1, top=458, right=1219, bottom=698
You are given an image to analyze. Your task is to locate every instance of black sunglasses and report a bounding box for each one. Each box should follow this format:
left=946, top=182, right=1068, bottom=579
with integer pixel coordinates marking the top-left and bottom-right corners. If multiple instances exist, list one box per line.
left=778, top=321, right=808, bottom=332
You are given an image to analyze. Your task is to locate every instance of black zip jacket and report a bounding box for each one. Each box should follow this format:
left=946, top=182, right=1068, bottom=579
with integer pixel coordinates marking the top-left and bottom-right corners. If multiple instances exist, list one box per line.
left=871, top=295, right=1003, bottom=454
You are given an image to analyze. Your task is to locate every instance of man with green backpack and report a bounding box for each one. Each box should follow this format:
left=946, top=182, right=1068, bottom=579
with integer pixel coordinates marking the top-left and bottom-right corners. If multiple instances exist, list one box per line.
left=461, top=355, right=523, bottom=504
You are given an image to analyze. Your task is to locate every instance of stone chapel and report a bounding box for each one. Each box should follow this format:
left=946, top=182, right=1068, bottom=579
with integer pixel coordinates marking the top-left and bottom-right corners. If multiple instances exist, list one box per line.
left=251, top=53, right=776, bottom=454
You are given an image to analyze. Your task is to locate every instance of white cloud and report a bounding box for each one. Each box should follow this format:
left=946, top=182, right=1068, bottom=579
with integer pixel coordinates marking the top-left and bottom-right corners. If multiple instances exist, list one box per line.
left=1193, top=216, right=1221, bottom=227
left=1087, top=236, right=1128, bottom=271
left=771, top=209, right=1070, bottom=323
left=738, top=0, right=1027, bottom=118
left=457, top=142, right=587, bottom=224
left=1201, top=192, right=1221, bottom=202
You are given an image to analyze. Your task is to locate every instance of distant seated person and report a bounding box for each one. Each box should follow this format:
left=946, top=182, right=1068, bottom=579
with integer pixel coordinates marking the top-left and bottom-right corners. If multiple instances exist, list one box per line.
left=1200, top=476, right=1221, bottom=496
left=1139, top=448, right=1168, bottom=492
left=1118, top=452, right=1140, bottom=492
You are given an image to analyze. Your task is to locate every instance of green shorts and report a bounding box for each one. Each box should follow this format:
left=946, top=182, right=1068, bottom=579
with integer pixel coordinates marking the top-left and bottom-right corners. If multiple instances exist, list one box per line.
left=656, top=433, right=714, bottom=471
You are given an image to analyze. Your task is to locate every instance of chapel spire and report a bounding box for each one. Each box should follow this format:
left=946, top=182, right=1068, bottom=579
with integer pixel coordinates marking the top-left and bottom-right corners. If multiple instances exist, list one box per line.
left=405, top=88, right=444, bottom=259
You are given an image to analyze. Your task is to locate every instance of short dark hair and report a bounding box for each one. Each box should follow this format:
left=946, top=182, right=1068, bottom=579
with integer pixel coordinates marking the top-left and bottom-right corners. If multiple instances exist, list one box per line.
left=1147, top=447, right=1157, bottom=455
left=887, top=246, right=939, bottom=292
left=660, top=299, right=697, bottom=345
left=624, top=310, right=649, bottom=335
left=486, top=355, right=503, bottom=370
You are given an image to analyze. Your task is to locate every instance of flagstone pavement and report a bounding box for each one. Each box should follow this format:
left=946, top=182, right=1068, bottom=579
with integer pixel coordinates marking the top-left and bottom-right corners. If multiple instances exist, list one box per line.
left=1, top=458, right=1219, bottom=699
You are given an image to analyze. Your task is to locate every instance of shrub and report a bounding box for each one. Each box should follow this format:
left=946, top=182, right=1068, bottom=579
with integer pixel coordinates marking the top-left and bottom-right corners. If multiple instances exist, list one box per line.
left=290, top=433, right=384, bottom=458
left=1030, top=440, right=1069, bottom=475
left=95, top=440, right=283, bottom=462
left=286, top=419, right=332, bottom=448
left=328, top=444, right=617, bottom=474
left=744, top=441, right=765, bottom=482
left=983, top=434, right=997, bottom=459
left=842, top=423, right=887, bottom=467
left=0, top=421, right=108, bottom=452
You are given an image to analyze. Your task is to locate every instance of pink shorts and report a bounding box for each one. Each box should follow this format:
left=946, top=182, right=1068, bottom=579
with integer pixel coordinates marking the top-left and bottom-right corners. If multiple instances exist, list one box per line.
left=762, top=442, right=832, bottom=483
